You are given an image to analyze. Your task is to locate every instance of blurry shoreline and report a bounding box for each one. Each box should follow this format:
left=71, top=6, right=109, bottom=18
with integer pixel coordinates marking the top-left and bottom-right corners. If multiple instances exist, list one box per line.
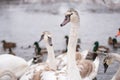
left=0, top=0, right=120, bottom=14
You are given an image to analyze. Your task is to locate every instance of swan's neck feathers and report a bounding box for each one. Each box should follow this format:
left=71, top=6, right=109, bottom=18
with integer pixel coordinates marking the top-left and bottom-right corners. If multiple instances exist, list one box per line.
left=111, top=67, right=120, bottom=80
left=111, top=53, right=120, bottom=62
left=67, top=22, right=81, bottom=80
left=90, top=57, right=100, bottom=79
left=45, top=41, right=57, bottom=70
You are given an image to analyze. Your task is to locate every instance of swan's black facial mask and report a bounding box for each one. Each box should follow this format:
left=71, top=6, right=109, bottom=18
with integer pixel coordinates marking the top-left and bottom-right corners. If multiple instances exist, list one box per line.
left=60, top=13, right=73, bottom=27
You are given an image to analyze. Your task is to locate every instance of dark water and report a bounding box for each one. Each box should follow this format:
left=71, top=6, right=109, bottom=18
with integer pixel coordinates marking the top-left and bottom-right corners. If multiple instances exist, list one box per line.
left=0, top=3, right=120, bottom=80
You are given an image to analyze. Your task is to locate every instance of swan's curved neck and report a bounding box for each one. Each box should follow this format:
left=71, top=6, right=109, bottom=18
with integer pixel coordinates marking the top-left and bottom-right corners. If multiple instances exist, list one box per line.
left=110, top=54, right=120, bottom=80
left=67, top=22, right=81, bottom=80
left=111, top=53, right=120, bottom=62
left=111, top=67, right=120, bottom=80
left=45, top=40, right=57, bottom=70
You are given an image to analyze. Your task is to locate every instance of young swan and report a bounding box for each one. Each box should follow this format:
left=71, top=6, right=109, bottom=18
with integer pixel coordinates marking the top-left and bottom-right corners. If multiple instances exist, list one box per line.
left=103, top=53, right=120, bottom=80
left=0, top=70, right=17, bottom=80
left=39, top=31, right=57, bottom=70
left=0, top=54, right=28, bottom=79
left=60, top=8, right=82, bottom=80
left=60, top=8, right=100, bottom=80
left=57, top=9, right=89, bottom=70
left=20, top=31, right=57, bottom=80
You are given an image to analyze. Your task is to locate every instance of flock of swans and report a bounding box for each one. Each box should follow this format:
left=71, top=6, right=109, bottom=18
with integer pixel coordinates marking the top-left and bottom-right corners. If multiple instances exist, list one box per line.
left=0, top=8, right=120, bottom=80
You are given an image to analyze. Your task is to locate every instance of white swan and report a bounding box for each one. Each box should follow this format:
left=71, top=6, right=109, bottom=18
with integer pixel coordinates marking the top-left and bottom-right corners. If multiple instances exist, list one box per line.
left=60, top=8, right=100, bottom=80
left=20, top=8, right=82, bottom=80
left=0, top=70, right=17, bottom=80
left=0, top=54, right=28, bottom=79
left=39, top=31, right=57, bottom=70
left=20, top=31, right=57, bottom=80
left=20, top=31, right=83, bottom=80
left=20, top=8, right=99, bottom=80
left=103, top=53, right=120, bottom=80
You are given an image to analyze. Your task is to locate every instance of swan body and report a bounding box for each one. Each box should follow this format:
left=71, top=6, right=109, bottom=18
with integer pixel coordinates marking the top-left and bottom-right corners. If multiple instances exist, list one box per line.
left=56, top=50, right=89, bottom=70
left=0, top=54, right=28, bottom=79
left=111, top=67, right=120, bottom=80
left=20, top=31, right=57, bottom=80
left=0, top=70, right=17, bottom=80
left=77, top=56, right=99, bottom=80
left=60, top=8, right=100, bottom=80
left=103, top=53, right=120, bottom=80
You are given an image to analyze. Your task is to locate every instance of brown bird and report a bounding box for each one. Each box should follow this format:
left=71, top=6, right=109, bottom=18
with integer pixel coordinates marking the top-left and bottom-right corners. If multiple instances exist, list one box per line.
left=1, top=40, right=16, bottom=51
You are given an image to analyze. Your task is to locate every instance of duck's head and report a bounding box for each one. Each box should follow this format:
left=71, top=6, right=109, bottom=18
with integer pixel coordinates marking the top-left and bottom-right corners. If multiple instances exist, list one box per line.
left=112, top=38, right=117, bottom=44
left=64, top=35, right=69, bottom=39
left=1, top=40, right=6, bottom=43
left=34, top=41, right=38, bottom=45
left=93, top=41, right=99, bottom=52
left=39, top=31, right=53, bottom=46
left=60, top=8, right=79, bottom=27
left=108, top=37, right=112, bottom=40
left=94, top=41, right=99, bottom=46
left=103, top=55, right=114, bottom=73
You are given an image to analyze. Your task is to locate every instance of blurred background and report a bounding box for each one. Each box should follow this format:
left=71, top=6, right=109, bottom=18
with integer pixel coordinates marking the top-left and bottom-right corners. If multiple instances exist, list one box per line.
left=0, top=0, right=120, bottom=80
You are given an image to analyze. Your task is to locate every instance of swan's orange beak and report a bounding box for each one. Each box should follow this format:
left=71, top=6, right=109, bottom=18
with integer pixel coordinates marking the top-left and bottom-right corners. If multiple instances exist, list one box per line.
left=60, top=15, right=70, bottom=27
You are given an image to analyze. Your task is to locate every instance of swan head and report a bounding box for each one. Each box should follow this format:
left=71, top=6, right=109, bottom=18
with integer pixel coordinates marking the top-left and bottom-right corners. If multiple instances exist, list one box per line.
left=103, top=54, right=114, bottom=73
left=60, top=8, right=79, bottom=27
left=39, top=31, right=53, bottom=46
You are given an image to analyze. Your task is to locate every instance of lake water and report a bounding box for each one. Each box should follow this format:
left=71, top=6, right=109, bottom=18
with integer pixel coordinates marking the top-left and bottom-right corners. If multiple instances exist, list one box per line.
left=0, top=3, right=120, bottom=80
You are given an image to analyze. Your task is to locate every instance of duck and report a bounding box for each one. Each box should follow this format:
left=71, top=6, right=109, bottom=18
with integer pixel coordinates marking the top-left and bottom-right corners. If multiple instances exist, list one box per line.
left=112, top=38, right=120, bottom=48
left=1, top=40, right=16, bottom=51
left=108, top=37, right=120, bottom=48
left=93, top=41, right=110, bottom=53
left=0, top=54, right=29, bottom=80
left=34, top=41, right=42, bottom=56
left=103, top=53, right=120, bottom=80
left=86, top=41, right=109, bottom=60
left=108, top=36, right=113, bottom=45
